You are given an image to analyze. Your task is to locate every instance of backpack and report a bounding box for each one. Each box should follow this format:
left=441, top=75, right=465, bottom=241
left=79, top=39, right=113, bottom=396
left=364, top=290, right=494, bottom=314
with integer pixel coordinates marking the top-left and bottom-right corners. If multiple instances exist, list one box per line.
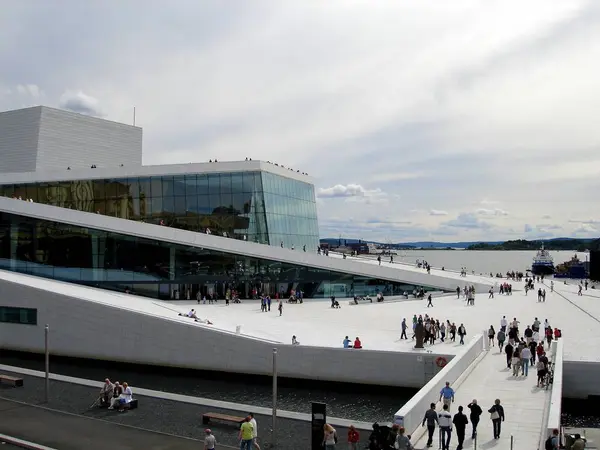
left=545, top=436, right=554, bottom=450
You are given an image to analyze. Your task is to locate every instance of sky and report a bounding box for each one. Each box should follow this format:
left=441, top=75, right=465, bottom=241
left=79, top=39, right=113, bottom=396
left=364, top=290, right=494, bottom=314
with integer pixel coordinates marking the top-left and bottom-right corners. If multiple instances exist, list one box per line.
left=1, top=0, right=599, bottom=243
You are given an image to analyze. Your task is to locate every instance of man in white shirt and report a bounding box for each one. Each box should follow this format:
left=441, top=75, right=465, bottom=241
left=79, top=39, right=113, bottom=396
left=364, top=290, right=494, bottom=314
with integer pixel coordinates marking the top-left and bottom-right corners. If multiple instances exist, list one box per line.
left=438, top=404, right=453, bottom=450
left=500, top=316, right=507, bottom=332
left=249, top=413, right=260, bottom=450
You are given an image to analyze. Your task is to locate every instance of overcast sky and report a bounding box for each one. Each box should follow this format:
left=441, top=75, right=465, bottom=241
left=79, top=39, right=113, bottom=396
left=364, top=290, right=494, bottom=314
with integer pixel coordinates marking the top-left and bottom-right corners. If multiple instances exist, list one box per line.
left=1, top=0, right=599, bottom=242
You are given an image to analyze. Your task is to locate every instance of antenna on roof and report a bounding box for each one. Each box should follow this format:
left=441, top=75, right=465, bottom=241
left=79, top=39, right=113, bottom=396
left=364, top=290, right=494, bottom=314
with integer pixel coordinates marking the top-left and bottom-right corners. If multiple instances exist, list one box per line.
left=133, top=107, right=136, bottom=126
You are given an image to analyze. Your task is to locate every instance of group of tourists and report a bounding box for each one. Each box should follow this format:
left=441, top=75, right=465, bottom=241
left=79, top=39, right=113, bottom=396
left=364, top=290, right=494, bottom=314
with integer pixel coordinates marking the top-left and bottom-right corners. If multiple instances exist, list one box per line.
left=407, top=314, right=468, bottom=345
left=423, top=387, right=506, bottom=449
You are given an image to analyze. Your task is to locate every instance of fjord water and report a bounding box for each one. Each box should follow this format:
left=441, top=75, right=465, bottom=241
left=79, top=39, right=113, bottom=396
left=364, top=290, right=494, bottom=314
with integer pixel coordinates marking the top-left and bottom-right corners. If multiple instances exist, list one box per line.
left=389, top=250, right=588, bottom=274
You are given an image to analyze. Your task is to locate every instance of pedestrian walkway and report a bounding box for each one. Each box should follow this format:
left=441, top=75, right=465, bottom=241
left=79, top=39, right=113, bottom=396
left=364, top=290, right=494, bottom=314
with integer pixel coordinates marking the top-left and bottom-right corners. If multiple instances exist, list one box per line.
left=413, top=345, right=550, bottom=449
left=0, top=397, right=212, bottom=450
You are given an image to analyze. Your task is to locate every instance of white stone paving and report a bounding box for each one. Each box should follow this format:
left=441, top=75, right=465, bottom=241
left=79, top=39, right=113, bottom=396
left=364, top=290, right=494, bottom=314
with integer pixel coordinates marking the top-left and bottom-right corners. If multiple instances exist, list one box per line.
left=0, top=270, right=598, bottom=359
left=413, top=346, right=549, bottom=450
left=327, top=251, right=500, bottom=287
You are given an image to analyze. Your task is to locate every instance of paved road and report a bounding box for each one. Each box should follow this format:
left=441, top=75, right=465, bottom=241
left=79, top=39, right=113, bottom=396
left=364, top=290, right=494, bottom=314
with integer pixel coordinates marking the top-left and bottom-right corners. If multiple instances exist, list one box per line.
left=0, top=397, right=206, bottom=450
left=0, top=369, right=373, bottom=449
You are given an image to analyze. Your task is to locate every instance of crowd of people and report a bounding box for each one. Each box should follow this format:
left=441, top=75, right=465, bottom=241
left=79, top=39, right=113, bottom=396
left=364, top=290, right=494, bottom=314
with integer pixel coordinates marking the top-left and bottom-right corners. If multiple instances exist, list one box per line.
left=491, top=315, right=558, bottom=386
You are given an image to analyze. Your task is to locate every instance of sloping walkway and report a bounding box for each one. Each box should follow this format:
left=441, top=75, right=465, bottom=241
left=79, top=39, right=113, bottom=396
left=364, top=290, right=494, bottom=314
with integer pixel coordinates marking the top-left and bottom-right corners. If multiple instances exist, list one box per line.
left=413, top=345, right=550, bottom=449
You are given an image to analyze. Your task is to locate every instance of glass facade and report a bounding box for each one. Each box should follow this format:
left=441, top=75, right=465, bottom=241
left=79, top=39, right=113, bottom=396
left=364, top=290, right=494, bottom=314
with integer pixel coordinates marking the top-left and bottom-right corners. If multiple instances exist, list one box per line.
left=0, top=170, right=320, bottom=251
left=0, top=211, right=439, bottom=300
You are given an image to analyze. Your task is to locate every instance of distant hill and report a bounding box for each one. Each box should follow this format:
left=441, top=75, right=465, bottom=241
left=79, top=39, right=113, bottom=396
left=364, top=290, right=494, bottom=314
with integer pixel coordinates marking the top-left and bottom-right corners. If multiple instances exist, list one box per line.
left=466, top=238, right=593, bottom=251
left=320, top=237, right=595, bottom=250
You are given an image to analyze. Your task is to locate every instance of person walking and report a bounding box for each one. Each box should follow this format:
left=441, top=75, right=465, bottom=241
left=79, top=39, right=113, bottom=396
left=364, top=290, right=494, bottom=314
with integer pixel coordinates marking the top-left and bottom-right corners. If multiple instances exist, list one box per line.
left=395, top=426, right=414, bottom=450
left=347, top=425, right=360, bottom=450
left=401, top=319, right=408, bottom=340
left=453, top=406, right=469, bottom=450
left=248, top=413, right=260, bottom=450
left=427, top=294, right=433, bottom=307
left=521, top=346, right=532, bottom=376
left=421, top=403, right=439, bottom=448
left=545, top=428, right=559, bottom=450
left=488, top=399, right=505, bottom=439
left=204, top=428, right=216, bottom=450
left=467, top=399, right=482, bottom=439
left=497, top=329, right=506, bottom=352
left=439, top=382, right=455, bottom=410
left=239, top=416, right=254, bottom=450
left=504, top=341, right=514, bottom=369
left=512, top=349, right=521, bottom=376
left=437, top=404, right=453, bottom=450
left=487, top=325, right=495, bottom=347
left=322, top=423, right=337, bottom=450
left=458, top=324, right=467, bottom=345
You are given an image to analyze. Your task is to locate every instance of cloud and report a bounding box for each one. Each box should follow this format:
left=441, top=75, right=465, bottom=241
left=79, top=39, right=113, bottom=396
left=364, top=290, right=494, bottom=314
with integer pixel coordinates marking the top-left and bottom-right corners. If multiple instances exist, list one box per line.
left=542, top=215, right=552, bottom=219
left=317, top=184, right=383, bottom=198
left=480, top=199, right=500, bottom=206
left=569, top=219, right=600, bottom=225
left=476, top=208, right=509, bottom=216
left=429, top=210, right=449, bottom=216
left=1, top=1, right=599, bottom=242
left=58, top=90, right=103, bottom=117
left=16, top=84, right=41, bottom=98
left=442, top=213, right=492, bottom=229
left=572, top=223, right=598, bottom=236
left=524, top=224, right=533, bottom=233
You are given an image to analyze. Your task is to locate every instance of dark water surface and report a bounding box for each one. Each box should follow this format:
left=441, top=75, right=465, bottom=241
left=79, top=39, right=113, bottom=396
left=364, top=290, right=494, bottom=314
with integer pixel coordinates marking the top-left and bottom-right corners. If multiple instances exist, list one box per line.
left=0, top=350, right=414, bottom=423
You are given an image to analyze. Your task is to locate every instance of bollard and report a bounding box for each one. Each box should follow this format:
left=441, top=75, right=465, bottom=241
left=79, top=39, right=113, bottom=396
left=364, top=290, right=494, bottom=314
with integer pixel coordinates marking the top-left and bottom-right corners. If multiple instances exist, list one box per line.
left=510, top=434, right=514, bottom=450
left=474, top=433, right=477, bottom=450
left=44, top=324, right=49, bottom=403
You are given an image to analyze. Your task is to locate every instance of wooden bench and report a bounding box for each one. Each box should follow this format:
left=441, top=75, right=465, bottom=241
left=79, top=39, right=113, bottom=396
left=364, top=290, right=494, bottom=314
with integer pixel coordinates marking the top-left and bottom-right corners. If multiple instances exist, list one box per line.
left=0, top=374, right=24, bottom=387
left=202, top=412, right=245, bottom=426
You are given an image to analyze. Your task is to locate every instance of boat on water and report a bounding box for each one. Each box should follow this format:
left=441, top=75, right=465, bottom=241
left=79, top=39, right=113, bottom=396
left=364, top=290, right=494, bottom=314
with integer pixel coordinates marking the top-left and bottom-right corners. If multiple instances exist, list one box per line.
left=553, top=254, right=589, bottom=279
left=531, top=244, right=555, bottom=275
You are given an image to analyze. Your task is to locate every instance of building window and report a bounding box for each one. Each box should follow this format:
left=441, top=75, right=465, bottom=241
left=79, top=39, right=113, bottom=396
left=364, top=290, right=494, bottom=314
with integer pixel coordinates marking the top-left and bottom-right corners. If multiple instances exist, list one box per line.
left=0, top=306, right=38, bottom=325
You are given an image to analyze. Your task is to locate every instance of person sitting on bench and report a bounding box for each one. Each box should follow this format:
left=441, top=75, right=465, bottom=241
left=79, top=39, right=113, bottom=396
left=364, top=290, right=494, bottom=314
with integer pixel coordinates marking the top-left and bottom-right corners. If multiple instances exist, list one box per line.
left=292, top=335, right=300, bottom=345
left=99, top=378, right=114, bottom=407
left=110, top=381, right=133, bottom=412
left=108, top=381, right=123, bottom=409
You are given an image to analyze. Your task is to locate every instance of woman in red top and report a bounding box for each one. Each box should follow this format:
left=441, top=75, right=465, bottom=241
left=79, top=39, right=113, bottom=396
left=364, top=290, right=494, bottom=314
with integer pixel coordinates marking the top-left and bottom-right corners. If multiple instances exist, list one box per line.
left=347, top=425, right=360, bottom=450
left=354, top=337, right=362, bottom=349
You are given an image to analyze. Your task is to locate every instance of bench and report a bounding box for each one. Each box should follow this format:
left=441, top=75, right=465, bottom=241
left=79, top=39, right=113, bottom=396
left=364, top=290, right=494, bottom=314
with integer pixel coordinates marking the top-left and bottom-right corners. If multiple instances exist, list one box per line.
left=202, top=412, right=245, bottom=426
left=127, top=399, right=138, bottom=410
left=0, top=374, right=24, bottom=387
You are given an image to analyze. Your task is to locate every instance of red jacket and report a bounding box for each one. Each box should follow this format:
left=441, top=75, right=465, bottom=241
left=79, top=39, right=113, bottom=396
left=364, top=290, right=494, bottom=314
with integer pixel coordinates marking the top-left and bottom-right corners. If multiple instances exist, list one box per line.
left=348, top=428, right=360, bottom=443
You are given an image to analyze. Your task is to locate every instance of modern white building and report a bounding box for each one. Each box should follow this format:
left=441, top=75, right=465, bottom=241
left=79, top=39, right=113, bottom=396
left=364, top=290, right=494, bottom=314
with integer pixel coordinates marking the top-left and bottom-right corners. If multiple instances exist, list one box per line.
left=0, top=106, right=142, bottom=173
left=0, top=106, right=481, bottom=301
